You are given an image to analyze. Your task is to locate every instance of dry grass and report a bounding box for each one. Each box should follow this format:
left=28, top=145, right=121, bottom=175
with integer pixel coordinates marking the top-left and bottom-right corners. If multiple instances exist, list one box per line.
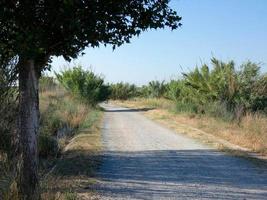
left=40, top=90, right=89, bottom=130
left=60, top=103, right=88, bottom=129
left=39, top=89, right=104, bottom=199
left=1, top=87, right=103, bottom=199
left=113, top=98, right=267, bottom=156
left=41, top=130, right=102, bottom=200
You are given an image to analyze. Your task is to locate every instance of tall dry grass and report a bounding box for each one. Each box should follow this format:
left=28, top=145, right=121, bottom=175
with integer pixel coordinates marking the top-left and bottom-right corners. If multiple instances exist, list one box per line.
left=39, top=89, right=103, bottom=200
left=240, top=113, right=267, bottom=153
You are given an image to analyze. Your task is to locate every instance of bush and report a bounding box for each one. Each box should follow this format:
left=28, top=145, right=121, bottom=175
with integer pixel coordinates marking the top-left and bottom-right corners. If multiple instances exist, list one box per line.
left=40, top=110, right=64, bottom=137
left=143, top=80, right=166, bottom=98
left=204, top=101, right=235, bottom=122
left=56, top=66, right=110, bottom=106
left=38, top=135, right=59, bottom=158
left=115, top=57, right=267, bottom=121
left=0, top=132, right=12, bottom=156
left=0, top=56, right=18, bottom=159
left=174, top=101, right=198, bottom=114
left=168, top=58, right=267, bottom=120
left=109, top=82, right=139, bottom=100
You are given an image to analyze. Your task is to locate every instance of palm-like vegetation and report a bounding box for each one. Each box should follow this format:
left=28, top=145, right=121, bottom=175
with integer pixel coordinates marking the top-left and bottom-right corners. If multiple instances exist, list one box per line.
left=108, top=58, right=267, bottom=120
left=109, top=82, right=139, bottom=100
left=163, top=58, right=267, bottom=120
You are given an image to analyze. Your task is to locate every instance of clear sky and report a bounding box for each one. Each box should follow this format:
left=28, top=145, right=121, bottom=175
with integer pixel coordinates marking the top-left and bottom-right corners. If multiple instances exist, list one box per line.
left=51, top=0, right=267, bottom=85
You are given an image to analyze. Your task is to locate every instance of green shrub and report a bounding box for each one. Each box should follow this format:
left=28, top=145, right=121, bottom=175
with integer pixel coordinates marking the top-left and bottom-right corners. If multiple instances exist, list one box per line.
left=144, top=80, right=166, bottom=98
left=56, top=66, right=110, bottom=106
left=0, top=132, right=12, bottom=156
left=0, top=57, right=18, bottom=159
left=38, top=135, right=59, bottom=158
left=204, top=101, right=235, bottom=122
left=165, top=80, right=182, bottom=101
left=174, top=101, right=198, bottom=114
left=109, top=82, right=139, bottom=100
left=40, top=105, right=64, bottom=136
left=169, top=58, right=267, bottom=119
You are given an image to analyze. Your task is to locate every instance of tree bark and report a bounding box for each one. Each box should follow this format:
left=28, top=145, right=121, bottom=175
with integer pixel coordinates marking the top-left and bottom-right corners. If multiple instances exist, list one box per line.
left=18, top=59, right=40, bottom=200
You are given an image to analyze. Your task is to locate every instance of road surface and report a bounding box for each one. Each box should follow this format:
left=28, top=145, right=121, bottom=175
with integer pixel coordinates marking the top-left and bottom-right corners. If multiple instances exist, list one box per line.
left=90, top=104, right=267, bottom=200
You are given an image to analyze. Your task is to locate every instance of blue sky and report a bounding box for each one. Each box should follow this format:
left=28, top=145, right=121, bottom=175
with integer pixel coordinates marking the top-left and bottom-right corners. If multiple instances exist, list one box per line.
left=51, top=0, right=267, bottom=85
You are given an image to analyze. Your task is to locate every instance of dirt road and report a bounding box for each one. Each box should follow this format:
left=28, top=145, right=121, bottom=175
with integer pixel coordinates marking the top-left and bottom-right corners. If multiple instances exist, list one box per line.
left=90, top=104, right=267, bottom=200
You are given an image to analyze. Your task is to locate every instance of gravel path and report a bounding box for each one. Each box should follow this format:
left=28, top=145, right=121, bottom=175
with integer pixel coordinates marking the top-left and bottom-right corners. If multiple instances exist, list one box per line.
left=89, top=104, right=267, bottom=200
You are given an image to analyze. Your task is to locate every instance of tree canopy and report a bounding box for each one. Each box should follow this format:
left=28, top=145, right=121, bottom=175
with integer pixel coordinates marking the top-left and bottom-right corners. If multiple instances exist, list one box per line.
left=0, top=0, right=181, bottom=66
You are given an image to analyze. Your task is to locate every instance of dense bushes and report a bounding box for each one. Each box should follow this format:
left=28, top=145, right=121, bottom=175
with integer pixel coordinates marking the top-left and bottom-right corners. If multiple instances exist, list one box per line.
left=164, top=58, right=267, bottom=120
left=38, top=135, right=59, bottom=158
left=108, top=81, right=167, bottom=100
left=54, top=59, right=266, bottom=122
left=109, top=82, right=139, bottom=100
left=109, top=58, right=267, bottom=121
left=56, top=66, right=110, bottom=106
left=0, top=57, right=18, bottom=159
left=142, top=81, right=166, bottom=98
left=0, top=57, right=18, bottom=200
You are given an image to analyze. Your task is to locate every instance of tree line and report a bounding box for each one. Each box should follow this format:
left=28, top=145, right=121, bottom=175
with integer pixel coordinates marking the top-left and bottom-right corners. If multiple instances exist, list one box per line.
left=55, top=57, right=267, bottom=122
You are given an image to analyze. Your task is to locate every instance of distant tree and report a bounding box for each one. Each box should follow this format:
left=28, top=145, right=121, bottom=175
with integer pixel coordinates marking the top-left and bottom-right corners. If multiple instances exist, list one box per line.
left=147, top=80, right=166, bottom=98
left=0, top=1, right=181, bottom=199
left=109, top=82, right=139, bottom=100
left=56, top=66, right=111, bottom=105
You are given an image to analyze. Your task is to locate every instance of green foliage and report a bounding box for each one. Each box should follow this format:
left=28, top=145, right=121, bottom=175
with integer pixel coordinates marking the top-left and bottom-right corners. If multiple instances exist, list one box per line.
left=170, top=58, right=266, bottom=119
left=0, top=57, right=18, bottom=199
left=56, top=66, right=110, bottom=106
left=113, top=58, right=266, bottom=121
left=0, top=57, right=18, bottom=158
left=148, top=80, right=166, bottom=98
left=0, top=1, right=181, bottom=66
left=64, top=192, right=78, bottom=200
left=38, top=135, right=59, bottom=158
left=0, top=132, right=12, bottom=157
left=109, top=80, right=167, bottom=100
left=40, top=110, right=64, bottom=137
left=142, top=80, right=167, bottom=98
left=109, top=82, right=139, bottom=100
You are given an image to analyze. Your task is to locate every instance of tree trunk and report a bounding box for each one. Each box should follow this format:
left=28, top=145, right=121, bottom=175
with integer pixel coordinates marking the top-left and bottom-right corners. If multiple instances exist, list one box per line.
left=18, top=59, right=40, bottom=200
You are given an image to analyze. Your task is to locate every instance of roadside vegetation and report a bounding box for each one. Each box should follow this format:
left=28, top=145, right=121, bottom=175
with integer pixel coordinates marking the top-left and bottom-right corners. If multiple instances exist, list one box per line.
left=56, top=66, right=110, bottom=106
left=40, top=84, right=103, bottom=200
left=1, top=68, right=104, bottom=199
left=110, top=58, right=267, bottom=155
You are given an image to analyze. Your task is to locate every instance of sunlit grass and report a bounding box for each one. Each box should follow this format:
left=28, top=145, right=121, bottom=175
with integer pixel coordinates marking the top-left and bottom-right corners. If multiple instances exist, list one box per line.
left=39, top=88, right=103, bottom=199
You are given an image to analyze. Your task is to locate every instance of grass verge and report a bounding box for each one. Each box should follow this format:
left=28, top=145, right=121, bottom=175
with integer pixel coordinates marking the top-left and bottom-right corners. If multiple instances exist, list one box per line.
left=40, top=89, right=103, bottom=200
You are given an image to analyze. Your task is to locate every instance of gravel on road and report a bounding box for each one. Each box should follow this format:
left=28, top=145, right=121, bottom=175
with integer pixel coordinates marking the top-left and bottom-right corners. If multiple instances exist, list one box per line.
left=89, top=104, right=267, bottom=200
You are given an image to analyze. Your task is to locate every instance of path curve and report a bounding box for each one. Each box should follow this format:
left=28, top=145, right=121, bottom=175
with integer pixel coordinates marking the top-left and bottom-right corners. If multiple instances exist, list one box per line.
left=89, top=104, right=267, bottom=200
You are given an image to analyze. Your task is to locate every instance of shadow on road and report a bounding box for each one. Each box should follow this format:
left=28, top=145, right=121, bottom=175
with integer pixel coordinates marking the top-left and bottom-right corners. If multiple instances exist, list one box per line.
left=96, top=150, right=267, bottom=199
left=103, top=107, right=154, bottom=113
left=54, top=149, right=267, bottom=199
